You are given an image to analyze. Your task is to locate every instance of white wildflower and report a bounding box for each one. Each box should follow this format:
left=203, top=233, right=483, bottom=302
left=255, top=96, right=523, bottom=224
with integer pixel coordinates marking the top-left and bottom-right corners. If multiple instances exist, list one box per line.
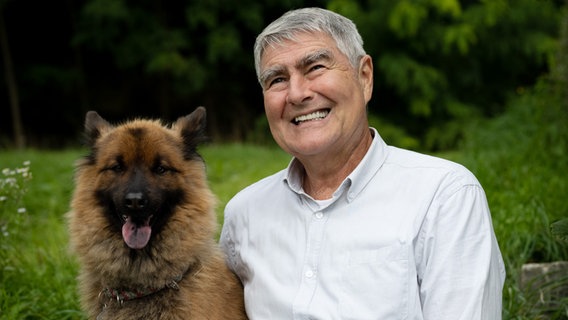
left=16, top=167, right=29, bottom=175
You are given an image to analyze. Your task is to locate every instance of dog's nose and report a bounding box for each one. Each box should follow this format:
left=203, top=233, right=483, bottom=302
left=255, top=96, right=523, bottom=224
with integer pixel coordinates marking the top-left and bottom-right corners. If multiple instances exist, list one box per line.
left=124, top=192, right=148, bottom=210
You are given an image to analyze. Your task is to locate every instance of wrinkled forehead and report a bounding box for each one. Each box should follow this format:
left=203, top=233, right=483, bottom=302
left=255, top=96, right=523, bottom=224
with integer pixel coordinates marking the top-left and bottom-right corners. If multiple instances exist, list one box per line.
left=260, top=30, right=334, bottom=58
left=259, top=31, right=342, bottom=71
left=255, top=28, right=353, bottom=82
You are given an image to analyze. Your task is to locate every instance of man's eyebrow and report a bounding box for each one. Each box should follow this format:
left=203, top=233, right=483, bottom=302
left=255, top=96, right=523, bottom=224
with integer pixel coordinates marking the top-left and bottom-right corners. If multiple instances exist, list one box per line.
left=258, top=49, right=334, bottom=87
left=296, top=49, right=333, bottom=69
left=259, top=66, right=286, bottom=87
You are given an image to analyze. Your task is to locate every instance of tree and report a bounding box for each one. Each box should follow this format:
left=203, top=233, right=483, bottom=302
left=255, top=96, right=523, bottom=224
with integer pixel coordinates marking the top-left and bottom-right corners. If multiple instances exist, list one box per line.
left=0, top=0, right=564, bottom=148
left=0, top=2, right=24, bottom=148
left=329, top=0, right=564, bottom=150
left=71, top=0, right=325, bottom=141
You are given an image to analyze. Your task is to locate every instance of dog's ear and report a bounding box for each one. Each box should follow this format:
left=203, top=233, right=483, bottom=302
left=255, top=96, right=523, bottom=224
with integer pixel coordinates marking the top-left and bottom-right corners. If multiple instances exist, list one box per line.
left=84, top=111, right=112, bottom=147
left=175, top=106, right=209, bottom=159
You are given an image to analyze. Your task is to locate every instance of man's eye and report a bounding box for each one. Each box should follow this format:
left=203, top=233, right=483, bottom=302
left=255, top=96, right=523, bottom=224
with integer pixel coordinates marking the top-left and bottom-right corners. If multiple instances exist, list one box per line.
left=269, top=77, right=285, bottom=87
left=309, top=64, right=325, bottom=72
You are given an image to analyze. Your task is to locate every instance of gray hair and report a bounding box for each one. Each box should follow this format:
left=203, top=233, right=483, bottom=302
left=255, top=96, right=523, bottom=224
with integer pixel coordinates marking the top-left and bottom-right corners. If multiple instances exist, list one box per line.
left=253, top=7, right=366, bottom=82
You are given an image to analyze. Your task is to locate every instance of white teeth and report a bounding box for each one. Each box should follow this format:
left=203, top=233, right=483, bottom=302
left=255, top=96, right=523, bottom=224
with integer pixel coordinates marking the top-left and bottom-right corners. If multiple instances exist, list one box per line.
left=294, top=110, right=329, bottom=123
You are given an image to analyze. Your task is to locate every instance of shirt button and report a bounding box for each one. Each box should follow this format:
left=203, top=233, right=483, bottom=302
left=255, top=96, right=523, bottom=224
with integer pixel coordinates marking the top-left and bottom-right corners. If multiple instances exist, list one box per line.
left=314, top=212, right=323, bottom=219
left=305, top=269, right=315, bottom=278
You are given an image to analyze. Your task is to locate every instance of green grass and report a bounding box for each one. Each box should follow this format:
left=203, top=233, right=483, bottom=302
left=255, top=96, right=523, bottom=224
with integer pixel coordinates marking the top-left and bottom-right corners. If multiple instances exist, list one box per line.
left=0, top=150, right=83, bottom=319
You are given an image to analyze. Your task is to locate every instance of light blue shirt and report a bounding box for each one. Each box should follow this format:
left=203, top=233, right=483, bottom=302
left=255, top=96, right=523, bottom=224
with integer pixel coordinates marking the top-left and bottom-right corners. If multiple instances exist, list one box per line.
left=220, top=128, right=505, bottom=320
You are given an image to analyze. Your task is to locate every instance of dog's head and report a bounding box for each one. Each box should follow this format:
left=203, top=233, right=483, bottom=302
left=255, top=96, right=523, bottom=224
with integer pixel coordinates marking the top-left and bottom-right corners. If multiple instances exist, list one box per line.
left=77, top=107, right=210, bottom=250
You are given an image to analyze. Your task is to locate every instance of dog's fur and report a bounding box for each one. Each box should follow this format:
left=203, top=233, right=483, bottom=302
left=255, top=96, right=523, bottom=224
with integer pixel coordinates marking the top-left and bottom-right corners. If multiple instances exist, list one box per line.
left=67, top=107, right=247, bottom=320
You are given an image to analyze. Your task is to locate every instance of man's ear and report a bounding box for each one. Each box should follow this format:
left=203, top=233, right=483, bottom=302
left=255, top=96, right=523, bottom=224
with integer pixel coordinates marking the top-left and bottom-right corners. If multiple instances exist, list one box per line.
left=358, top=55, right=374, bottom=104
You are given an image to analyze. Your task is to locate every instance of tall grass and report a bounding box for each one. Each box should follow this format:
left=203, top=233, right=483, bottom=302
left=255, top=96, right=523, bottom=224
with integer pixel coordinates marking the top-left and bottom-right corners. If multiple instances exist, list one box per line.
left=0, top=150, right=83, bottom=319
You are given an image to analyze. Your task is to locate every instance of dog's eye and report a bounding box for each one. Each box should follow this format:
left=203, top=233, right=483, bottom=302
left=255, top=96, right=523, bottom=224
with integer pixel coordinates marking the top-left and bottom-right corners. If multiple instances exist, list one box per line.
left=154, top=165, right=169, bottom=175
left=107, top=163, right=124, bottom=173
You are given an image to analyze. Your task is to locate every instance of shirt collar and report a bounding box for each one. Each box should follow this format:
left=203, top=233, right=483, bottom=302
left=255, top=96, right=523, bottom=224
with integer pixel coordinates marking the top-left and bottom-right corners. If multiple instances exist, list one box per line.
left=284, top=127, right=389, bottom=203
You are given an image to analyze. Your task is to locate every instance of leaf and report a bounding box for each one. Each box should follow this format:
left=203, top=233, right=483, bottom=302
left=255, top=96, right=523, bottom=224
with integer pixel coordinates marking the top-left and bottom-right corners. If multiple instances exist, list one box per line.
left=429, top=0, right=462, bottom=18
left=388, top=1, right=428, bottom=38
left=551, top=218, right=568, bottom=242
left=443, top=23, right=477, bottom=55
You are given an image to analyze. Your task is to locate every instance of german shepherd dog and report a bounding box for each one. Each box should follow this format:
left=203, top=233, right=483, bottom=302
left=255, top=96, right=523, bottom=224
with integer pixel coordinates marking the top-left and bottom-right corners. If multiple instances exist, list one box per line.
left=67, top=107, right=247, bottom=319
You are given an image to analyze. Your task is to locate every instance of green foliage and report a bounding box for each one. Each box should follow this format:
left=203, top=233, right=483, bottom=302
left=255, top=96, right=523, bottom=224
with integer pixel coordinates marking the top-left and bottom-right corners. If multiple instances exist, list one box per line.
left=329, top=0, right=564, bottom=150
left=72, top=0, right=269, bottom=113
left=447, top=10, right=568, bottom=315
left=378, top=53, right=447, bottom=117
left=367, top=113, right=420, bottom=150
left=1, top=0, right=564, bottom=147
left=458, top=74, right=568, bottom=319
left=551, top=219, right=568, bottom=242
left=387, top=1, right=429, bottom=38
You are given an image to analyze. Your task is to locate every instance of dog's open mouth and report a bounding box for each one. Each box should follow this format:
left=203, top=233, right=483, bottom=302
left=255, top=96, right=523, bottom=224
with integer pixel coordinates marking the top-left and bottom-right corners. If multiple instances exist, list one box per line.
left=121, top=215, right=153, bottom=249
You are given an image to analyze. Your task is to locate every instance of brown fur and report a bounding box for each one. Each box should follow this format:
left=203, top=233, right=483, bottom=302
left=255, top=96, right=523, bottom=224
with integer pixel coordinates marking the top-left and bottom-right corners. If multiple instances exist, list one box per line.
left=67, top=107, right=247, bottom=320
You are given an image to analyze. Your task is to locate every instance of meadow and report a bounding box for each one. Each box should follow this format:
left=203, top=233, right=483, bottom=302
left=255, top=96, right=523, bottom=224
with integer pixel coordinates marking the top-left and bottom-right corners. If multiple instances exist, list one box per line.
left=1, top=82, right=567, bottom=319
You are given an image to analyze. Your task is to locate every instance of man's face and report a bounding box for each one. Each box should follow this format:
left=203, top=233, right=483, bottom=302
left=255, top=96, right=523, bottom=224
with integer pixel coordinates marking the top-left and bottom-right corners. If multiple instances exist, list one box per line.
left=259, top=31, right=373, bottom=160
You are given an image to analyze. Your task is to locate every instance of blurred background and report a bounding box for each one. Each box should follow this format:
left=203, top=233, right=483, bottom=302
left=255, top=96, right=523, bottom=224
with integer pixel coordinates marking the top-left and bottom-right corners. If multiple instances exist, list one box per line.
left=1, top=0, right=565, bottom=150
left=1, top=1, right=568, bottom=318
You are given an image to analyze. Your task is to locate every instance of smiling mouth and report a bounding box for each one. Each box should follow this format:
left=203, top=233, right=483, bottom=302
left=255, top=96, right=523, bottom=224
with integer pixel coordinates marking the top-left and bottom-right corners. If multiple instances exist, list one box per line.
left=293, top=109, right=330, bottom=125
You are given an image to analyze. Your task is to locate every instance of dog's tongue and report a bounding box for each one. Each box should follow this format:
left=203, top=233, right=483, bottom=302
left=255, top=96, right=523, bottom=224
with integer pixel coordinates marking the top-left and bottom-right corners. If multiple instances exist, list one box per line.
left=122, top=217, right=151, bottom=249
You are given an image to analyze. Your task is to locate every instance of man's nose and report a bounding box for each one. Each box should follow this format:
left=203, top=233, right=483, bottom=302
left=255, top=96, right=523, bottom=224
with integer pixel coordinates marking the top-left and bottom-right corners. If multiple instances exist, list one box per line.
left=286, top=75, right=313, bottom=105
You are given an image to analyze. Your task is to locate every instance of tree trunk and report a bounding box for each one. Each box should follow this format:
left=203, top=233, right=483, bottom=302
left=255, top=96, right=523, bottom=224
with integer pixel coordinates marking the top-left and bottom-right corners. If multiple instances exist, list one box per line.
left=0, top=9, right=25, bottom=149
left=557, top=0, right=568, bottom=106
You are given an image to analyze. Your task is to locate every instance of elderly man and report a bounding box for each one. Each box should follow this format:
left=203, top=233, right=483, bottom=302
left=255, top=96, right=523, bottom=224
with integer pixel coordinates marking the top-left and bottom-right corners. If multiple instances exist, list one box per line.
left=221, top=7, right=505, bottom=319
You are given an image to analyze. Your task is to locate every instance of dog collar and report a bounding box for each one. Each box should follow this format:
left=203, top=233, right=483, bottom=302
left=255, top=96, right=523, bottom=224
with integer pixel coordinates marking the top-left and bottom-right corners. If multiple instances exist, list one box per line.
left=99, top=261, right=203, bottom=305
left=101, top=275, right=182, bottom=304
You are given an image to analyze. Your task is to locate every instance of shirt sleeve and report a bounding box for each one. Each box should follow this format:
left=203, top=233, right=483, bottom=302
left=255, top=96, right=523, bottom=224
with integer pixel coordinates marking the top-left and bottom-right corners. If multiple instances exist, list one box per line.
left=219, top=208, right=238, bottom=273
left=416, top=183, right=506, bottom=320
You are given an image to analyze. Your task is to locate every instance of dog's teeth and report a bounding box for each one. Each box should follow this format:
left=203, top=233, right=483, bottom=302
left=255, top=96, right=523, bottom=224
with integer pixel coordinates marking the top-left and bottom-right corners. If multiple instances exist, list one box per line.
left=122, top=215, right=128, bottom=221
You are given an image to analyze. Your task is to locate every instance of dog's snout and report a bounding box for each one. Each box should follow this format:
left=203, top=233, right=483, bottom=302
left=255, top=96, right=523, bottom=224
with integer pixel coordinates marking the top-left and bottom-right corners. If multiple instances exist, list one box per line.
left=124, top=192, right=148, bottom=210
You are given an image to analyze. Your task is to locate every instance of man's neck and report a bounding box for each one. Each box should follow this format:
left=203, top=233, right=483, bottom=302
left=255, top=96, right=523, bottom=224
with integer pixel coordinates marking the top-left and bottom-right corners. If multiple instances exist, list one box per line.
left=300, top=129, right=373, bottom=200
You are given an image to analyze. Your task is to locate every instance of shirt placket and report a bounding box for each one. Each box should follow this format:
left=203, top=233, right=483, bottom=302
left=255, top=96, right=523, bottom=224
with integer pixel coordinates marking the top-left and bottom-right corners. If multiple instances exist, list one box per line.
left=292, top=201, right=328, bottom=319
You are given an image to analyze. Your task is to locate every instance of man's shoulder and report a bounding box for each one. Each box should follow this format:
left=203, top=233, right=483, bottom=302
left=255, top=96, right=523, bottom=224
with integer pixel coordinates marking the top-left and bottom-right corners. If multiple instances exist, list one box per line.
left=387, top=146, right=464, bottom=169
left=384, top=146, right=479, bottom=185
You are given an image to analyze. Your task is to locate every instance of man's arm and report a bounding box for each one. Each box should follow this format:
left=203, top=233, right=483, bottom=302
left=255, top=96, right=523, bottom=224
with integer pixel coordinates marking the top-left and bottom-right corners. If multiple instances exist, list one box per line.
left=417, top=184, right=506, bottom=319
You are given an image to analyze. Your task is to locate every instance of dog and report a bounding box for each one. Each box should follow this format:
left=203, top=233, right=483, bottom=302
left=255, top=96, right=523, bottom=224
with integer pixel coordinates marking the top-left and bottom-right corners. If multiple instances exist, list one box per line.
left=67, top=107, right=247, bottom=319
